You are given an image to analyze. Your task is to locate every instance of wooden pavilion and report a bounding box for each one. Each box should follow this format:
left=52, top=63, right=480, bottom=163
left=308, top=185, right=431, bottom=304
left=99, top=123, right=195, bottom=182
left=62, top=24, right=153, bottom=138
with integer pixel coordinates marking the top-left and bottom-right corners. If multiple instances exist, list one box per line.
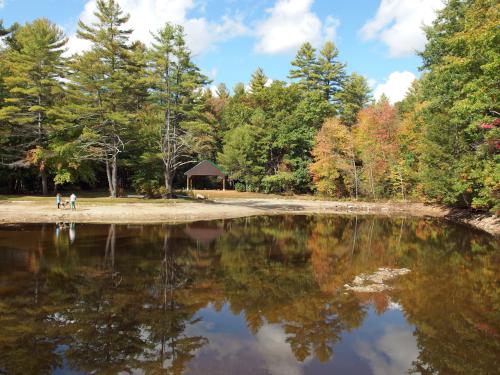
left=184, top=160, right=226, bottom=190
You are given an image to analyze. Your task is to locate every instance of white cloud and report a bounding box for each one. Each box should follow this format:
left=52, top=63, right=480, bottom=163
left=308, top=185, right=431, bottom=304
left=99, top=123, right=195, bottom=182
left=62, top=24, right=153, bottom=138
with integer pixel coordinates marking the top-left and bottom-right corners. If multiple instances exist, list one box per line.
left=324, top=15, right=340, bottom=41
left=254, top=0, right=340, bottom=54
left=0, top=0, right=5, bottom=9
left=209, top=85, right=218, bottom=96
left=255, top=324, right=311, bottom=375
left=356, top=325, right=418, bottom=375
left=66, top=0, right=247, bottom=56
left=65, top=35, right=92, bottom=56
left=187, top=321, right=310, bottom=375
left=374, top=71, right=416, bottom=103
left=367, top=78, right=377, bottom=89
left=209, top=67, right=218, bottom=79
left=360, top=0, right=445, bottom=57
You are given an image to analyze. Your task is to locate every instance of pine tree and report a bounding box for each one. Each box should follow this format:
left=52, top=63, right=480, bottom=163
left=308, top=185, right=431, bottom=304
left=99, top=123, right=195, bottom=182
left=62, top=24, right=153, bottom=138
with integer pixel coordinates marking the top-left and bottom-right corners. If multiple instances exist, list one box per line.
left=289, top=42, right=319, bottom=91
left=0, top=20, right=11, bottom=37
left=316, top=41, right=346, bottom=103
left=233, top=82, right=246, bottom=97
left=0, top=18, right=67, bottom=195
left=0, top=20, right=19, bottom=45
left=69, top=0, right=137, bottom=197
left=215, top=83, right=230, bottom=99
left=149, top=23, right=209, bottom=195
left=337, top=73, right=371, bottom=126
left=249, top=67, right=268, bottom=93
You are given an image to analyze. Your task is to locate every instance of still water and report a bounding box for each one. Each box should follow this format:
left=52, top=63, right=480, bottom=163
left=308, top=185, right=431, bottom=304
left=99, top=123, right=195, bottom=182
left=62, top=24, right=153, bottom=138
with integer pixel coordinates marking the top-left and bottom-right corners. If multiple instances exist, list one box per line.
left=0, top=215, right=498, bottom=375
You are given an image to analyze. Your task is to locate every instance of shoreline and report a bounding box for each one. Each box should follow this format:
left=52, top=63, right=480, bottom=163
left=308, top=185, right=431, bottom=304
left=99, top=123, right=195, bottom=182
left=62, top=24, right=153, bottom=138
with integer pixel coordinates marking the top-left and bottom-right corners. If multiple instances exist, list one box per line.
left=0, top=198, right=498, bottom=236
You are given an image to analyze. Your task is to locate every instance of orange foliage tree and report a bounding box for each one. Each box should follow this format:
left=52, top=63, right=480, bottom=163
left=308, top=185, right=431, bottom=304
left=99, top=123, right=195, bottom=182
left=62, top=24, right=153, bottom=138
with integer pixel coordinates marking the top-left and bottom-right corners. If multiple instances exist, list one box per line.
left=309, top=118, right=355, bottom=197
left=353, top=96, right=400, bottom=198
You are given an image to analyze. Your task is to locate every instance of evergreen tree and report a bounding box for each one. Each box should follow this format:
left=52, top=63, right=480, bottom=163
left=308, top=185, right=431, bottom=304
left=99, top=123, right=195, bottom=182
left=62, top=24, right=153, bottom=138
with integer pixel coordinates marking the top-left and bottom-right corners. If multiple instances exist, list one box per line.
left=204, top=83, right=230, bottom=159
left=215, top=83, right=230, bottom=99
left=316, top=41, right=346, bottom=104
left=289, top=42, right=319, bottom=91
left=337, top=73, right=371, bottom=126
left=218, top=124, right=268, bottom=191
left=0, top=18, right=67, bottom=195
left=233, top=82, right=246, bottom=97
left=0, top=20, right=19, bottom=46
left=148, top=23, right=209, bottom=194
left=249, top=67, right=268, bottom=93
left=70, top=0, right=138, bottom=197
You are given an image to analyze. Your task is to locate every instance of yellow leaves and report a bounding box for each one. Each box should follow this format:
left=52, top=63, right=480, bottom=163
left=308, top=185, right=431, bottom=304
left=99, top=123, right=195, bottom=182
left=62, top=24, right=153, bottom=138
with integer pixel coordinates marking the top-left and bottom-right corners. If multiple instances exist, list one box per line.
left=28, top=105, right=45, bottom=112
left=310, top=118, right=354, bottom=196
left=25, top=146, right=48, bottom=167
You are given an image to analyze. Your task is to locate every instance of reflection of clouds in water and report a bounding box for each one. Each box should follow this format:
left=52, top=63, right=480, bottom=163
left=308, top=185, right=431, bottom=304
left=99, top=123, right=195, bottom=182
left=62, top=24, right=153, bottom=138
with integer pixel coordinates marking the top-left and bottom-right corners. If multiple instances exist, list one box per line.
left=189, top=323, right=308, bottom=375
left=388, top=301, right=402, bottom=311
left=356, top=325, right=417, bottom=375
left=256, top=324, right=310, bottom=375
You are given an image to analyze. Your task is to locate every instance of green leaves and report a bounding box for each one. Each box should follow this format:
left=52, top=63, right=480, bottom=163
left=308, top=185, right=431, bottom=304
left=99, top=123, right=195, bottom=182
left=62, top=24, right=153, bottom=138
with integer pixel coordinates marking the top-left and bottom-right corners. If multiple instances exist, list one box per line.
left=0, top=18, right=68, bottom=194
left=418, top=0, right=499, bottom=209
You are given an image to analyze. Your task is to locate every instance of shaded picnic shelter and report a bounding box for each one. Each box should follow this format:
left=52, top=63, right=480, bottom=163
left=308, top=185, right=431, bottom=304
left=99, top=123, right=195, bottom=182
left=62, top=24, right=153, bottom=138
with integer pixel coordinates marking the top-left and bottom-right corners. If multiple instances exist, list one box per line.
left=184, top=160, right=226, bottom=190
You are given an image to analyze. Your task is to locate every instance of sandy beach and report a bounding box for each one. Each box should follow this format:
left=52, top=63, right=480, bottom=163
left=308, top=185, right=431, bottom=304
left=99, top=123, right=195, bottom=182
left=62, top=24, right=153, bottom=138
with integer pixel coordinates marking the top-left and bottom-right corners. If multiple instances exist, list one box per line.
left=0, top=196, right=498, bottom=235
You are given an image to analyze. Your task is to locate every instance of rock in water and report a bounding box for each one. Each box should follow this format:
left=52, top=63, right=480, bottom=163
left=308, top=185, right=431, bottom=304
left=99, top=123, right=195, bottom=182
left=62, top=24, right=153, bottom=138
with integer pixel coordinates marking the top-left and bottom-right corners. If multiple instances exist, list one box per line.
left=344, top=267, right=410, bottom=293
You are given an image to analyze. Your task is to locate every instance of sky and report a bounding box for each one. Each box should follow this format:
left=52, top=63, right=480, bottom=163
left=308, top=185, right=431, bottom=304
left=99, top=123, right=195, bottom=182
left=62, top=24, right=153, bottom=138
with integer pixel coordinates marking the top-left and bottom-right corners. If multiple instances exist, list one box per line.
left=0, top=0, right=445, bottom=103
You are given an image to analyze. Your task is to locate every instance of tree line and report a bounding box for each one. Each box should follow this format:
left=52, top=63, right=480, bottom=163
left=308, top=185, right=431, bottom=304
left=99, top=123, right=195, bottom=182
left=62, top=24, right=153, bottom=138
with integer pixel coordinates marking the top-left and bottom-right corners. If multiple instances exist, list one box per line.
left=0, top=0, right=497, bottom=210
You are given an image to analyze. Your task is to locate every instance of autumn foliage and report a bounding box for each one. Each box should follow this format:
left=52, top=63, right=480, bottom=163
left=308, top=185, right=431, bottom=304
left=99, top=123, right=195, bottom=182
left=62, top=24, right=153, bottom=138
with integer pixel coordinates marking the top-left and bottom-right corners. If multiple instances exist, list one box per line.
left=309, top=118, right=353, bottom=197
left=311, top=98, right=409, bottom=199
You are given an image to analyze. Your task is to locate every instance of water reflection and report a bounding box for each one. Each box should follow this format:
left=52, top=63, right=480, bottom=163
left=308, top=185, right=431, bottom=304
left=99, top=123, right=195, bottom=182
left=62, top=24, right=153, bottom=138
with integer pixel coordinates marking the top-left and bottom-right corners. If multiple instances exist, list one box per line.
left=0, top=216, right=498, bottom=375
left=356, top=324, right=418, bottom=375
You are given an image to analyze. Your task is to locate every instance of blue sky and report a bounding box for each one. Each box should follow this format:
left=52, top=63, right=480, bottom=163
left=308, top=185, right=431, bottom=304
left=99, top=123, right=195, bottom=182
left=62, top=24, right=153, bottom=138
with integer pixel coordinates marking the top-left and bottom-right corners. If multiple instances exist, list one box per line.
left=0, top=0, right=444, bottom=103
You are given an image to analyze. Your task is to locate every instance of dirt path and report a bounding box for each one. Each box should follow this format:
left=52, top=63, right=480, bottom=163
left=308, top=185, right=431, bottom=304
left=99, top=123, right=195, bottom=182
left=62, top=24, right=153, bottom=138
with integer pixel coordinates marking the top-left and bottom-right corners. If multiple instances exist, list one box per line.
left=0, top=198, right=498, bottom=235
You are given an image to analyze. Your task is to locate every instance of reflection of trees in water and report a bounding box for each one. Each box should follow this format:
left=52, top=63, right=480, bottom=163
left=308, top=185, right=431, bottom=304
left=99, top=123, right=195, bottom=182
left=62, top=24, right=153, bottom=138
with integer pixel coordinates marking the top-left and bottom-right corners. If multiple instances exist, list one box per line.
left=389, top=221, right=500, bottom=375
left=142, top=230, right=208, bottom=374
left=0, top=217, right=498, bottom=373
left=212, top=216, right=369, bottom=362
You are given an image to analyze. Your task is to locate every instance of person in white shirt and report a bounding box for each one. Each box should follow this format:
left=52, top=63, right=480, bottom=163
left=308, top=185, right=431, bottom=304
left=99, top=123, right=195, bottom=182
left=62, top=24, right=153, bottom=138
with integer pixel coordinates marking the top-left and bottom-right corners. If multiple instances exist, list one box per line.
left=70, top=193, right=76, bottom=210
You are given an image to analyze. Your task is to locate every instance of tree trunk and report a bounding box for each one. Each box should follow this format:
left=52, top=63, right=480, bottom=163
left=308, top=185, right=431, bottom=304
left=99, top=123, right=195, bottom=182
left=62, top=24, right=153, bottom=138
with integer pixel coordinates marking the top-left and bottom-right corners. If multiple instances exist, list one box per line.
left=369, top=167, right=376, bottom=199
left=164, top=170, right=173, bottom=197
left=105, top=158, right=114, bottom=197
left=398, top=169, right=405, bottom=200
left=351, top=154, right=358, bottom=199
left=40, top=168, right=48, bottom=196
left=111, top=154, right=118, bottom=198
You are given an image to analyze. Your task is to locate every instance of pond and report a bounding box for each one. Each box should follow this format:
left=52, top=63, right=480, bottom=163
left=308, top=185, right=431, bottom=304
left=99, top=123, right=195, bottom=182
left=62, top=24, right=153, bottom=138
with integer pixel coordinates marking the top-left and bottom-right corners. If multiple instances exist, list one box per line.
left=0, top=216, right=498, bottom=375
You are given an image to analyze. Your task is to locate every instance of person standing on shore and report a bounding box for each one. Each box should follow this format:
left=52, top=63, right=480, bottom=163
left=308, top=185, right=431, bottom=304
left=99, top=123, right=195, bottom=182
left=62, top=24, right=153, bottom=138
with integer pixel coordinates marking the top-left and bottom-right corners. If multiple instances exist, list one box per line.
left=70, top=193, right=76, bottom=210
left=56, top=193, right=61, bottom=209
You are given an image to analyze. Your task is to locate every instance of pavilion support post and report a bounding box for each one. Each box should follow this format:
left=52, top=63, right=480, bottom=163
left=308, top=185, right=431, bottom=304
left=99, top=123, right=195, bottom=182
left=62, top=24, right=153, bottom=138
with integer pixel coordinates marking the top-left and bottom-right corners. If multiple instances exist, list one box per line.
left=222, top=177, right=225, bottom=191
left=186, top=176, right=189, bottom=191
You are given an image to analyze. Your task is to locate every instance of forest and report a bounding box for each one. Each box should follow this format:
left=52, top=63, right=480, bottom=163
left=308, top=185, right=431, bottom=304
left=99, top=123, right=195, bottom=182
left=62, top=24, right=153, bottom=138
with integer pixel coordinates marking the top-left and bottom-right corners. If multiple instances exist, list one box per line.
left=0, top=0, right=498, bottom=211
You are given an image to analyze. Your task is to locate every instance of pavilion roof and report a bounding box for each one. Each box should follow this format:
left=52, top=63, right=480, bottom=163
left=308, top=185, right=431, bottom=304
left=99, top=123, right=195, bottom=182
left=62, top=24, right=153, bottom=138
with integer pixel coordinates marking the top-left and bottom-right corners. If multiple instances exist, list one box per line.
left=184, top=160, right=226, bottom=177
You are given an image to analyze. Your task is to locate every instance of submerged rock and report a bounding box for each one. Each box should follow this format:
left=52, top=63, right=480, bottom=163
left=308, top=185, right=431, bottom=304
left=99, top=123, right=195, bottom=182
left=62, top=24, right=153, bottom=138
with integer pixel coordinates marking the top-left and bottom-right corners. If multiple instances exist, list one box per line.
left=345, top=267, right=410, bottom=293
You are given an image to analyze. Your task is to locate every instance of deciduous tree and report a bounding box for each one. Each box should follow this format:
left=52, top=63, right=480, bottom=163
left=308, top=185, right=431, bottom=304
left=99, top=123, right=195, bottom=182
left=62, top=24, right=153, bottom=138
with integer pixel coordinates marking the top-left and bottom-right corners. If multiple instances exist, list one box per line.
left=310, top=118, right=354, bottom=197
